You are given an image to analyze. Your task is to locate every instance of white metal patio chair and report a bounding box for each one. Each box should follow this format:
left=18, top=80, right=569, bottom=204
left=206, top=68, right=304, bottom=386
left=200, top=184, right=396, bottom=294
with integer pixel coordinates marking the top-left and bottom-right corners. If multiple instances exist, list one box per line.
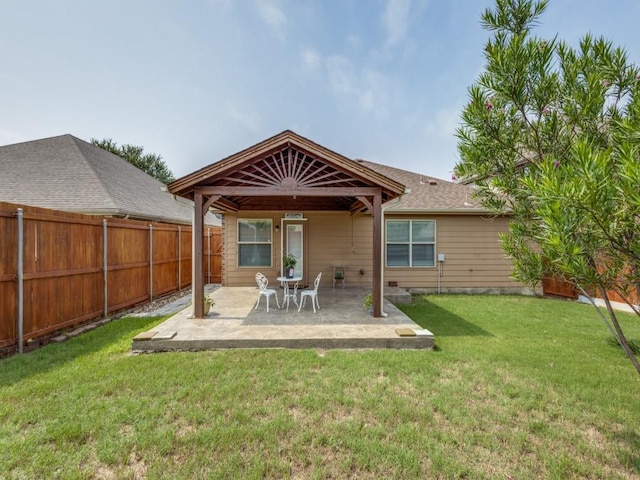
left=298, top=272, right=322, bottom=313
left=255, top=272, right=280, bottom=312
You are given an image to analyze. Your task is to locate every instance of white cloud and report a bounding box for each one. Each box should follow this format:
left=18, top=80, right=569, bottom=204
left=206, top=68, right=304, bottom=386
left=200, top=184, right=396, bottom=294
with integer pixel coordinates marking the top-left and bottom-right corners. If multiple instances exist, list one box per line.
left=257, top=1, right=286, bottom=29
left=227, top=103, right=262, bottom=133
left=300, top=47, right=320, bottom=70
left=383, top=0, right=412, bottom=47
left=326, top=55, right=355, bottom=94
left=358, top=70, right=387, bottom=113
left=324, top=55, right=389, bottom=115
left=424, top=101, right=464, bottom=139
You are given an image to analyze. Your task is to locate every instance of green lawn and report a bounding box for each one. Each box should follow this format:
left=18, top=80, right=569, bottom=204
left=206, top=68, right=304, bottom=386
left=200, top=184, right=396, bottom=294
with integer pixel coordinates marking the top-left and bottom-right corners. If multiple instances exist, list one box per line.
left=1, top=295, right=639, bottom=479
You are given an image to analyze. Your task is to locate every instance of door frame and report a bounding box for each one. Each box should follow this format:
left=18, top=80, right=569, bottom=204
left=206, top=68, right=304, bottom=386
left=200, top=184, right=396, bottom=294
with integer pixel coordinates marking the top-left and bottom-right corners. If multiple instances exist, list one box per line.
left=280, top=218, right=309, bottom=285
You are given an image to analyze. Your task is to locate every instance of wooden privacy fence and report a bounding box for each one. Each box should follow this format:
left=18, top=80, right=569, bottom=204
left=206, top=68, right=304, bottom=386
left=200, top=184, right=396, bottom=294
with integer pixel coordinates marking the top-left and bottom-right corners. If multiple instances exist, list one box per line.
left=543, top=275, right=639, bottom=305
left=0, top=202, right=221, bottom=351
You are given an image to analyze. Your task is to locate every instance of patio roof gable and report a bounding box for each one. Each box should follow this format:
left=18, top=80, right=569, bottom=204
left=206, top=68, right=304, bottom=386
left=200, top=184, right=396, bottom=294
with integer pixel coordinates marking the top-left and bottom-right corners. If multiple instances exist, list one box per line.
left=168, top=130, right=405, bottom=212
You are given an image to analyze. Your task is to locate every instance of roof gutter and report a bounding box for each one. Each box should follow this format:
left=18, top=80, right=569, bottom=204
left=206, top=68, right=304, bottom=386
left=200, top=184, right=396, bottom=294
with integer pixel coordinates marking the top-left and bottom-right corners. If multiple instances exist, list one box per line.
left=383, top=208, right=497, bottom=215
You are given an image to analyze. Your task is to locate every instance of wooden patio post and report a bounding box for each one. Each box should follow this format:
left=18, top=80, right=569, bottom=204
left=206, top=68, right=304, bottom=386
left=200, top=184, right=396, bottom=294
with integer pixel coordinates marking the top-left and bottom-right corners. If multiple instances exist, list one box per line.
left=372, top=190, right=382, bottom=317
left=193, top=191, right=204, bottom=318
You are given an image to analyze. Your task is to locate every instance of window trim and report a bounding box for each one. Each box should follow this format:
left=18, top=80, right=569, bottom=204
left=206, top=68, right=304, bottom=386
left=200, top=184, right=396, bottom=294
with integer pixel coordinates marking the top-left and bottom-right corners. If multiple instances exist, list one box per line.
left=237, top=218, right=273, bottom=268
left=385, top=219, right=436, bottom=268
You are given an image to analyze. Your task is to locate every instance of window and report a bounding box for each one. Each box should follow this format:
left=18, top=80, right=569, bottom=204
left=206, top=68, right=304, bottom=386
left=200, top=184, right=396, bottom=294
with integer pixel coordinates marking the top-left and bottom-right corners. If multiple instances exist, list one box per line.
left=238, top=219, right=272, bottom=267
left=386, top=220, right=435, bottom=267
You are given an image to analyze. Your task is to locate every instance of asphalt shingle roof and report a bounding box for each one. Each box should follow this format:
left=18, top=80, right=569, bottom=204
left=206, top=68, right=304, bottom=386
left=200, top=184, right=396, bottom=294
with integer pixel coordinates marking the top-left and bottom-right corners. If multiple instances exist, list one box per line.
left=0, top=134, right=219, bottom=225
left=355, top=159, right=485, bottom=213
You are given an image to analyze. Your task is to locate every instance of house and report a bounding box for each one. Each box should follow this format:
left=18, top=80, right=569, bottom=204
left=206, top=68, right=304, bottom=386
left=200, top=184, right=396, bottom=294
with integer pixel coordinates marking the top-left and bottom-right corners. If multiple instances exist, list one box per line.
left=0, top=134, right=220, bottom=226
left=169, top=130, right=531, bottom=317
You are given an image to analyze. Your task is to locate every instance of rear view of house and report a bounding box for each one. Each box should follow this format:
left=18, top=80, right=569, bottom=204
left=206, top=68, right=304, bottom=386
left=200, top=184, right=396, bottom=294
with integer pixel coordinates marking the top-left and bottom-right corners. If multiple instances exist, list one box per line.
left=169, top=130, right=531, bottom=318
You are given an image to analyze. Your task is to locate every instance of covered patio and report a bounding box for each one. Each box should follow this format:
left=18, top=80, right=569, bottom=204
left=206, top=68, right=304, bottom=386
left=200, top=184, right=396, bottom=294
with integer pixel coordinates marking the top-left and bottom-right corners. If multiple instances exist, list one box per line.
left=168, top=130, right=407, bottom=319
left=132, top=286, right=434, bottom=351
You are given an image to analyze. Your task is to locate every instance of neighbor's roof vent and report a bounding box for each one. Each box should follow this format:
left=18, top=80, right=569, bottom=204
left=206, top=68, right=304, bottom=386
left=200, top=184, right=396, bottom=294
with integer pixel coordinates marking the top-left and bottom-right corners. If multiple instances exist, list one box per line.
left=419, top=175, right=438, bottom=185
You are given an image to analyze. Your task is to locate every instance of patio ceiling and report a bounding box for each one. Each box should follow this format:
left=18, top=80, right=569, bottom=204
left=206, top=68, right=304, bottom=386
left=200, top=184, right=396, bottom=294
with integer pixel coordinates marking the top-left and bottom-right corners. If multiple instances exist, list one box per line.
left=168, top=130, right=405, bottom=213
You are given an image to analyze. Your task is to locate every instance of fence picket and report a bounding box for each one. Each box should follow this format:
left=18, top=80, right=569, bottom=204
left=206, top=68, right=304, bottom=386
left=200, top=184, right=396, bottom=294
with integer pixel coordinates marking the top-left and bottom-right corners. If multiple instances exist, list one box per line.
left=0, top=201, right=221, bottom=352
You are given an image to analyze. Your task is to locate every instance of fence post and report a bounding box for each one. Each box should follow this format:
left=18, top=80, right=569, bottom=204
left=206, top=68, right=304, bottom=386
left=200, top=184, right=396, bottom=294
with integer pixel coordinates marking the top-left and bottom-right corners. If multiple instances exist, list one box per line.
left=149, top=224, right=153, bottom=301
left=16, top=208, right=24, bottom=354
left=207, top=227, right=211, bottom=285
left=103, top=219, right=108, bottom=318
left=178, top=226, right=182, bottom=291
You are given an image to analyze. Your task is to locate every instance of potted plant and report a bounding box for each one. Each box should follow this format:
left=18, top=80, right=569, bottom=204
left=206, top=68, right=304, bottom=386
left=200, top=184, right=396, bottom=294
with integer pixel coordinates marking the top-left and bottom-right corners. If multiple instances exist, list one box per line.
left=283, top=252, right=297, bottom=278
left=203, top=295, right=215, bottom=315
left=363, top=292, right=373, bottom=312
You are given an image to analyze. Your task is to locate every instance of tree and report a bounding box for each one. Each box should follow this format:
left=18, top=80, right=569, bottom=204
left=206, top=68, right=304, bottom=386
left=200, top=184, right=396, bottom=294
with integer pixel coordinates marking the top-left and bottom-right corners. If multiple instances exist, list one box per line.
left=91, top=138, right=176, bottom=184
left=454, top=0, right=640, bottom=374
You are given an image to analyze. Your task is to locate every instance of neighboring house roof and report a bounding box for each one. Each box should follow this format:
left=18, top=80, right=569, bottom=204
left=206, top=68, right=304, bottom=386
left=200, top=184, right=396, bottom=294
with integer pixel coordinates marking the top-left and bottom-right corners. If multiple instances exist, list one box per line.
left=356, top=160, right=486, bottom=214
left=0, top=134, right=220, bottom=226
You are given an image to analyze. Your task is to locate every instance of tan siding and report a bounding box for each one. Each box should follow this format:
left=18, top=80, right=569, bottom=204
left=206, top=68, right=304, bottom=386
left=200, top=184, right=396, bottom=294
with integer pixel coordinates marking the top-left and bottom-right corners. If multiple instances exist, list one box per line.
left=223, top=211, right=374, bottom=287
left=384, top=214, right=521, bottom=289
left=306, top=212, right=373, bottom=287
left=221, top=211, right=523, bottom=291
left=223, top=213, right=281, bottom=287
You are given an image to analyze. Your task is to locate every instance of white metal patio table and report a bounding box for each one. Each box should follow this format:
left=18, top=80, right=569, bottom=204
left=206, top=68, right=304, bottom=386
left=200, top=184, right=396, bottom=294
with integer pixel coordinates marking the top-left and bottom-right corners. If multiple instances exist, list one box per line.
left=277, top=276, right=302, bottom=311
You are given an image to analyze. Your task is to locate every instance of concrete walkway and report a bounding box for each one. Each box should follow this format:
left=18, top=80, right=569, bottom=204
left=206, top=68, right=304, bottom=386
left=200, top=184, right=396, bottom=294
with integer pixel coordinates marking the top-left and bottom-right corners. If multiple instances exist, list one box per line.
left=132, top=286, right=434, bottom=351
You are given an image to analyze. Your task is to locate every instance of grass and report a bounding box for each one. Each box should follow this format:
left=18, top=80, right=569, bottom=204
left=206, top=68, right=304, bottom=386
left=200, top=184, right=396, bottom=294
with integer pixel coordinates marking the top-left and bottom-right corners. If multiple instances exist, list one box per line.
left=1, top=295, right=639, bottom=479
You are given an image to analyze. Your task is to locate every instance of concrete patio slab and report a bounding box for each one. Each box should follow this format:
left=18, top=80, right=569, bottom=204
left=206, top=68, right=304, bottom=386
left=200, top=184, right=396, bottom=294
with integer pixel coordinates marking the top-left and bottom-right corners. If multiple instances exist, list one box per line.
left=132, top=286, right=434, bottom=352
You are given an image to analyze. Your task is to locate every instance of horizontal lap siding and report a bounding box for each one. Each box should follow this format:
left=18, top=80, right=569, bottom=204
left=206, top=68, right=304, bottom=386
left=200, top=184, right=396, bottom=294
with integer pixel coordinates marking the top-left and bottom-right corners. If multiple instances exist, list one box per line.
left=224, top=212, right=374, bottom=287
left=222, top=212, right=520, bottom=290
left=307, top=213, right=372, bottom=287
left=224, top=213, right=278, bottom=286
left=384, top=214, right=519, bottom=289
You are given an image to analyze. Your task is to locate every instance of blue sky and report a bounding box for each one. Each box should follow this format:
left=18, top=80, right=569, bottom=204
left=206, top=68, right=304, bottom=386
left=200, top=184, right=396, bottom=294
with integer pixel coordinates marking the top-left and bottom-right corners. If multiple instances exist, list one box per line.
left=1, top=1, right=639, bottom=181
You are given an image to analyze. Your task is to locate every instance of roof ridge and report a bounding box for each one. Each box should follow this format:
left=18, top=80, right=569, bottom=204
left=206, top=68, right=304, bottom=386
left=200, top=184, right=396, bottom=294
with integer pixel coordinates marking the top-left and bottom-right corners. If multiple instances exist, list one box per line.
left=355, top=159, right=453, bottom=184
left=67, top=136, right=119, bottom=209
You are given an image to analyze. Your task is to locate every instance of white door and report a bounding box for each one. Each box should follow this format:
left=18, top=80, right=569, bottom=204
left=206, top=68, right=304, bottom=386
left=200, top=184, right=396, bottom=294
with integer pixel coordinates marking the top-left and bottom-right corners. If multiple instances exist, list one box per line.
left=286, top=224, right=304, bottom=278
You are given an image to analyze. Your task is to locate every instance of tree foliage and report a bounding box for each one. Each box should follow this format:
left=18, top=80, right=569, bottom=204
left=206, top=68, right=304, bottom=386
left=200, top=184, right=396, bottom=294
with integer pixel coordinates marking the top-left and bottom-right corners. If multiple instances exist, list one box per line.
left=455, top=0, right=640, bottom=374
left=91, top=138, right=176, bottom=184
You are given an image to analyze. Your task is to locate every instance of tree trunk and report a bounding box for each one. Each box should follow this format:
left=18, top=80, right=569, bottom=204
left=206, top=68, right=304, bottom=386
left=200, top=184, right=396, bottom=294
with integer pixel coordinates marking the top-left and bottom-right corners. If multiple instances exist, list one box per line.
left=599, top=285, right=640, bottom=376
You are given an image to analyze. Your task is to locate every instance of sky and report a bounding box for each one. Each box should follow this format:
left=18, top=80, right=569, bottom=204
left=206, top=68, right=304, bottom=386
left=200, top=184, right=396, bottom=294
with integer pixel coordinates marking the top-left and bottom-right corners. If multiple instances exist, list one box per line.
left=1, top=1, right=639, bottom=182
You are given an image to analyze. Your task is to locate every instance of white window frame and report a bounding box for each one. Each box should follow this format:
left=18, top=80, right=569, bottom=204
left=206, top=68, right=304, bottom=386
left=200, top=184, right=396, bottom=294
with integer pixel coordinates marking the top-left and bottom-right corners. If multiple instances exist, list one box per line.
left=385, top=219, right=436, bottom=267
left=237, top=218, right=272, bottom=268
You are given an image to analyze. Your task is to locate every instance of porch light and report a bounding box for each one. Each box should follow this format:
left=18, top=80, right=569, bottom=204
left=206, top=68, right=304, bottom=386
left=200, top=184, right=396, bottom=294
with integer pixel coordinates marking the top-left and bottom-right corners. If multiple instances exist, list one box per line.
left=275, top=225, right=280, bottom=233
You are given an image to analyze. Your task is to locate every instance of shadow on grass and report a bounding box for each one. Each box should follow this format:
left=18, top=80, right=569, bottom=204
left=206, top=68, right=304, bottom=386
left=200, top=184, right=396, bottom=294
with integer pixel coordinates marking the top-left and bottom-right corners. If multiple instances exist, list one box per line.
left=399, top=298, right=493, bottom=337
left=0, top=316, right=164, bottom=388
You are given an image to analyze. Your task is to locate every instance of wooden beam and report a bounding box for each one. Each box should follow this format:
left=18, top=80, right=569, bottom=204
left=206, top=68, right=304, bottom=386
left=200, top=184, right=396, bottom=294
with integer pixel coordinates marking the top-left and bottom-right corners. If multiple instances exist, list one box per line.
left=203, top=195, right=220, bottom=212
left=212, top=197, right=239, bottom=212
left=372, top=192, right=382, bottom=317
left=356, top=196, right=374, bottom=213
left=196, top=186, right=382, bottom=197
left=193, top=192, right=204, bottom=318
